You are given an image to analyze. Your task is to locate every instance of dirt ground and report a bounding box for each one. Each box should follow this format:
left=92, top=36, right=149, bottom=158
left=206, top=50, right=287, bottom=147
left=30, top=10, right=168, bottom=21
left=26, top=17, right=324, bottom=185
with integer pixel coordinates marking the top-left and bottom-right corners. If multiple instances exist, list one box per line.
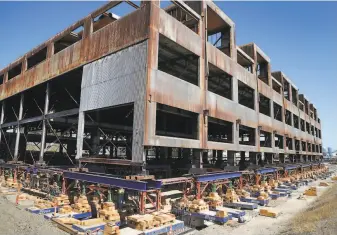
left=0, top=195, right=67, bottom=235
left=193, top=165, right=337, bottom=235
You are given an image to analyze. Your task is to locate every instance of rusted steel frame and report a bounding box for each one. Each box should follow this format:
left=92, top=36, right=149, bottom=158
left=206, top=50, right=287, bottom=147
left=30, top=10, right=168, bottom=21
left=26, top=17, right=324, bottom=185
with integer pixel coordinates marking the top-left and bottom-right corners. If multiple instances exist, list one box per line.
left=200, top=182, right=209, bottom=196
left=90, top=1, right=123, bottom=19
left=0, top=2, right=127, bottom=75
left=79, top=158, right=142, bottom=166
left=172, top=0, right=201, bottom=21
left=143, top=1, right=159, bottom=147
left=64, top=87, right=121, bottom=153
left=46, top=119, right=75, bottom=165
left=125, top=0, right=139, bottom=9
left=1, top=129, right=14, bottom=159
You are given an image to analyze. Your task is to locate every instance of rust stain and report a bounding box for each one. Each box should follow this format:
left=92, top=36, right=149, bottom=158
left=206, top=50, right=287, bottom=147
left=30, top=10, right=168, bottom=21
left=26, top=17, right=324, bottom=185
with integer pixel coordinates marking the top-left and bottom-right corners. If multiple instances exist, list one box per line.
left=0, top=4, right=149, bottom=101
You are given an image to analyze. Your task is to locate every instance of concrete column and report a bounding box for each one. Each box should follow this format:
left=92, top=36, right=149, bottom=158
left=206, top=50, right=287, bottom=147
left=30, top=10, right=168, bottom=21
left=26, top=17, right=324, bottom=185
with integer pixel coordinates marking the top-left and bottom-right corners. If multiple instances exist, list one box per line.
left=14, top=93, right=24, bottom=161
left=0, top=101, right=5, bottom=144
left=39, top=83, right=49, bottom=163
left=76, top=111, right=85, bottom=159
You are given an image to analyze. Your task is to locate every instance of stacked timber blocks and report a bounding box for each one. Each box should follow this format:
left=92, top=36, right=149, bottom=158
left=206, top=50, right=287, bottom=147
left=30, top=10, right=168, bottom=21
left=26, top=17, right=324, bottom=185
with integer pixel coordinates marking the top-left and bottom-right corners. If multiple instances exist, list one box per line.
left=205, top=192, right=223, bottom=208
left=99, top=202, right=120, bottom=223
left=34, top=199, right=54, bottom=209
left=127, top=214, right=157, bottom=231
left=319, top=182, right=330, bottom=187
left=152, top=212, right=176, bottom=225
left=188, top=199, right=209, bottom=213
left=53, top=194, right=70, bottom=206
left=104, top=222, right=120, bottom=235
left=6, top=178, right=18, bottom=188
left=73, top=195, right=90, bottom=213
left=224, top=188, right=240, bottom=203
left=235, top=189, right=250, bottom=198
left=127, top=212, right=176, bottom=231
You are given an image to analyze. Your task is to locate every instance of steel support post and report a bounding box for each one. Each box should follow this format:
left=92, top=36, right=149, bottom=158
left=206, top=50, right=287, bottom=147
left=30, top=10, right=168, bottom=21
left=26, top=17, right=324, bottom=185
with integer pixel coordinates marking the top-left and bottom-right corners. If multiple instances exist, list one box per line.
left=239, top=176, right=243, bottom=189
left=196, top=182, right=201, bottom=199
left=13, top=169, right=17, bottom=183
left=255, top=174, right=261, bottom=185
left=14, top=94, right=24, bottom=161
left=140, top=191, right=146, bottom=215
left=39, top=83, right=49, bottom=163
left=156, top=189, right=161, bottom=211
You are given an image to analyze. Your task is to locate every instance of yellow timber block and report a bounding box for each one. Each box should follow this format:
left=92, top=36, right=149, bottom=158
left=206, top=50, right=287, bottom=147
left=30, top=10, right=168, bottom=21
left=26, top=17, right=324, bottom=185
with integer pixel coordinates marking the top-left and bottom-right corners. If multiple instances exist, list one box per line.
left=79, top=218, right=104, bottom=226
left=259, top=209, right=278, bottom=218
left=304, top=187, right=317, bottom=196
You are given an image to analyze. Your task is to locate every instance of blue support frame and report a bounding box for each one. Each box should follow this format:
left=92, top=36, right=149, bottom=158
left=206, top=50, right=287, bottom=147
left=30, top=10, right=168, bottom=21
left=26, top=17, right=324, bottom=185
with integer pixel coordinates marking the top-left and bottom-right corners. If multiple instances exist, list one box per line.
left=301, top=164, right=311, bottom=168
left=255, top=168, right=276, bottom=174
left=285, top=165, right=298, bottom=171
left=63, top=171, right=157, bottom=191
left=194, top=172, right=242, bottom=183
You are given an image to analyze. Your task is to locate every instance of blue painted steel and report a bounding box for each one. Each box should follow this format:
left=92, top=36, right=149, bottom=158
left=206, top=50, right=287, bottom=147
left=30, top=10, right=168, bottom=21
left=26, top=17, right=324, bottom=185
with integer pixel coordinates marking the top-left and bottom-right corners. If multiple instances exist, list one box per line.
left=191, top=212, right=232, bottom=223
left=147, top=180, right=162, bottom=189
left=195, top=171, right=242, bottom=183
left=273, top=188, right=291, bottom=193
left=72, top=223, right=106, bottom=233
left=256, top=168, right=276, bottom=174
left=301, top=164, right=311, bottom=168
left=143, top=221, right=185, bottom=235
left=26, top=207, right=59, bottom=214
left=269, top=193, right=280, bottom=199
left=285, top=165, right=298, bottom=171
left=225, top=201, right=258, bottom=209
left=211, top=207, right=245, bottom=218
left=63, top=171, right=149, bottom=191
left=240, top=197, right=268, bottom=206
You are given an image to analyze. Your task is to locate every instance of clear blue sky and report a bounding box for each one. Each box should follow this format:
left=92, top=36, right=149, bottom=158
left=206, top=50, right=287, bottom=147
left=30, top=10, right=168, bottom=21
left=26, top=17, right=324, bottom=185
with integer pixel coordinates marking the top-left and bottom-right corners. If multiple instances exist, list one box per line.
left=0, top=1, right=336, bottom=149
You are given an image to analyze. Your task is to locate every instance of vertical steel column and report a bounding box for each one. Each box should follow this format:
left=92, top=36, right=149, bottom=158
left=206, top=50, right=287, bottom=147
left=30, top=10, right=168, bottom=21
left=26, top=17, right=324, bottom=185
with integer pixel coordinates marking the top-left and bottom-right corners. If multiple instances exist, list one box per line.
left=0, top=101, right=5, bottom=144
left=239, top=176, right=243, bottom=189
left=156, top=189, right=161, bottom=211
left=140, top=191, right=146, bottom=214
left=14, top=94, right=24, bottom=161
left=39, top=83, right=50, bottom=163
left=255, top=174, right=261, bottom=185
left=196, top=181, right=201, bottom=199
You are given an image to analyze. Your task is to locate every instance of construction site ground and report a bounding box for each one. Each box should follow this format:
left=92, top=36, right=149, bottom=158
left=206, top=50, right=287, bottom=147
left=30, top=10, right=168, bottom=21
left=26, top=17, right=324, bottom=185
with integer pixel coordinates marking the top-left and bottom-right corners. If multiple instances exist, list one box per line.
left=0, top=166, right=335, bottom=235
left=193, top=164, right=337, bottom=235
left=0, top=195, right=67, bottom=235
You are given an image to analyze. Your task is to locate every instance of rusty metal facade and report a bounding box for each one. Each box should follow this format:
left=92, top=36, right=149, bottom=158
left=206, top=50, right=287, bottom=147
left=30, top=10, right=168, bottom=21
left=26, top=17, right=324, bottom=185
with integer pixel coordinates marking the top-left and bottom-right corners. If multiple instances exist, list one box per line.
left=0, top=1, right=323, bottom=164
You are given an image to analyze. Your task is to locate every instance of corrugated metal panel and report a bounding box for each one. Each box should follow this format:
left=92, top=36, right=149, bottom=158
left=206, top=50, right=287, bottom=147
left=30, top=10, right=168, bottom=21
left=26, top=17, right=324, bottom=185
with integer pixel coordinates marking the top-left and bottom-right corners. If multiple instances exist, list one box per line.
left=80, top=41, right=148, bottom=163
left=80, top=41, right=148, bottom=112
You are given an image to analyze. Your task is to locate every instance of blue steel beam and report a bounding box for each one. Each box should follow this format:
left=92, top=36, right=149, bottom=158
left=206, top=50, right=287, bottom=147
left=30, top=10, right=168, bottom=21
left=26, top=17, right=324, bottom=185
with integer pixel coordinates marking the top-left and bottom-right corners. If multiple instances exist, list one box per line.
left=195, top=172, right=242, bottom=183
left=285, top=165, right=299, bottom=171
left=63, top=171, right=149, bottom=191
left=301, top=164, right=311, bottom=168
left=256, top=168, right=276, bottom=174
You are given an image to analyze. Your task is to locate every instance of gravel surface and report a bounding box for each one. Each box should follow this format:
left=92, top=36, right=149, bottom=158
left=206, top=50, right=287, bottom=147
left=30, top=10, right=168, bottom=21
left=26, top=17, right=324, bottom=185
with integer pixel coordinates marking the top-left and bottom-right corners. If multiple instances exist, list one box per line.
left=193, top=165, right=337, bottom=235
left=0, top=196, right=67, bottom=235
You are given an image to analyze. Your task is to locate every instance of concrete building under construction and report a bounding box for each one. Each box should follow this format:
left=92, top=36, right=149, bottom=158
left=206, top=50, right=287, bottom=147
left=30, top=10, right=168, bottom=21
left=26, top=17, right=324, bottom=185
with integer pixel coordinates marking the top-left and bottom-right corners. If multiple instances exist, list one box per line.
left=0, top=1, right=323, bottom=176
